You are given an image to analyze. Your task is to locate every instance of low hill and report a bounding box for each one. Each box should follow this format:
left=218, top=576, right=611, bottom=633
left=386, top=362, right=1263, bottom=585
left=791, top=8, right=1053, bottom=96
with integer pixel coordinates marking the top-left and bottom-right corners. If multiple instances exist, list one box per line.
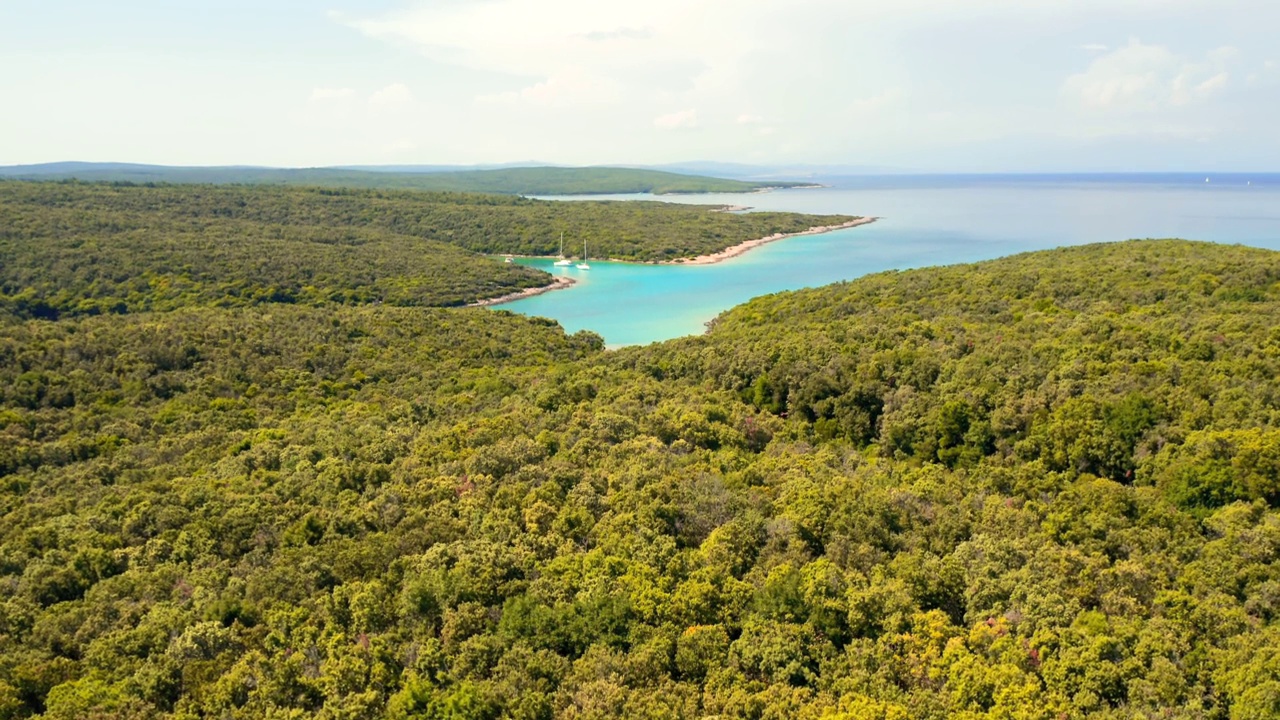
left=0, top=163, right=798, bottom=195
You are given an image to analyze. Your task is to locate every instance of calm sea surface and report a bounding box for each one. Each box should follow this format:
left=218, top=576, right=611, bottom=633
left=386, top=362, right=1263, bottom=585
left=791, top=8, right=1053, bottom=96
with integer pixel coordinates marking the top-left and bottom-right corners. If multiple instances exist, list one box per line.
left=501, top=174, right=1280, bottom=347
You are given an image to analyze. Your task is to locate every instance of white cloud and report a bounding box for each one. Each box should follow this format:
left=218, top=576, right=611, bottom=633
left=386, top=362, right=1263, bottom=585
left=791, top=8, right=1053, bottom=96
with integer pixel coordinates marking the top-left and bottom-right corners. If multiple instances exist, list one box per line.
left=582, top=27, right=653, bottom=41
left=1062, top=39, right=1238, bottom=112
left=1172, top=71, right=1228, bottom=105
left=310, top=87, right=354, bottom=102
left=848, top=88, right=904, bottom=114
left=476, top=68, right=620, bottom=106
left=735, top=114, right=777, bottom=136
left=342, top=0, right=797, bottom=113
left=345, top=1, right=761, bottom=72
left=369, top=83, right=413, bottom=106
left=654, top=109, right=698, bottom=130
left=382, top=138, right=419, bottom=154
left=1063, top=41, right=1174, bottom=111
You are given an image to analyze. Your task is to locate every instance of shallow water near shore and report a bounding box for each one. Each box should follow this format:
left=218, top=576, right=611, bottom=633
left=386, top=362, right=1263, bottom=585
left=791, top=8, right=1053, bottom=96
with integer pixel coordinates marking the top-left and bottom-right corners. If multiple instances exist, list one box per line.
left=503, top=174, right=1280, bottom=347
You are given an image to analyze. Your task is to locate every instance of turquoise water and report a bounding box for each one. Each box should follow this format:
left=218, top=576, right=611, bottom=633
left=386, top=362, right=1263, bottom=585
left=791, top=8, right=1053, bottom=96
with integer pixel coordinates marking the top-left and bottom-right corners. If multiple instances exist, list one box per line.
left=503, top=174, right=1280, bottom=347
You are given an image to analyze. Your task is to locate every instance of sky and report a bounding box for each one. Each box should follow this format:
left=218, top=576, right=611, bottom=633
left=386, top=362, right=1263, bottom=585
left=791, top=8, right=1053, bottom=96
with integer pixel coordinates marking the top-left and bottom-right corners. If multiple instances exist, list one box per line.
left=1, top=0, right=1278, bottom=171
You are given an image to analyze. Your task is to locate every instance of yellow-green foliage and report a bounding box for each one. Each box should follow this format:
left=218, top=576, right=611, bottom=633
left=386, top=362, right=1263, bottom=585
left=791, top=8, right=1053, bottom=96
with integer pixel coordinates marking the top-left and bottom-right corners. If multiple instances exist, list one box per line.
left=2, top=202, right=1280, bottom=719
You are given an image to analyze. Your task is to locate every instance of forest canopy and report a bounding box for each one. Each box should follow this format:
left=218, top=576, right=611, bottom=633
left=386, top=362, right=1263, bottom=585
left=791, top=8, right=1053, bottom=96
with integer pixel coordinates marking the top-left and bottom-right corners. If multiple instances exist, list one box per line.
left=2, top=179, right=1280, bottom=720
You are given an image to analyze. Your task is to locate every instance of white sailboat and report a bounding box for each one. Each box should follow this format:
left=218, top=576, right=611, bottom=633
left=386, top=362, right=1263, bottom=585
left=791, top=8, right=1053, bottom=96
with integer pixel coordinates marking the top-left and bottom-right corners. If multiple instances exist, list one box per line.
left=553, top=232, right=573, bottom=266
left=576, top=240, right=591, bottom=270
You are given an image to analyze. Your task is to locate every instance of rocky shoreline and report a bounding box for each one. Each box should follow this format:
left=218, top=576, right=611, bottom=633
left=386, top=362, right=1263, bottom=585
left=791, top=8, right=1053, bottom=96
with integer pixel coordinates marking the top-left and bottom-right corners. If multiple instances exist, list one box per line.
left=469, top=275, right=576, bottom=308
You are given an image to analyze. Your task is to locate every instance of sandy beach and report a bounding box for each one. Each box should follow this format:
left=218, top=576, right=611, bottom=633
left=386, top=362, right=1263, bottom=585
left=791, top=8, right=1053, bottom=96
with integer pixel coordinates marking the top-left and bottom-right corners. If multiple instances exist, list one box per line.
left=661, top=216, right=879, bottom=266
left=481, top=215, right=880, bottom=283
left=469, top=275, right=576, bottom=307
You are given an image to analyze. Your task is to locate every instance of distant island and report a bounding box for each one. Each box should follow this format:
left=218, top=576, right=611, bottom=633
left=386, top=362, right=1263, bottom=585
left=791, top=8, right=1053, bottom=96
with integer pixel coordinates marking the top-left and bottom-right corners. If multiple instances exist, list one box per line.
left=0, top=163, right=809, bottom=196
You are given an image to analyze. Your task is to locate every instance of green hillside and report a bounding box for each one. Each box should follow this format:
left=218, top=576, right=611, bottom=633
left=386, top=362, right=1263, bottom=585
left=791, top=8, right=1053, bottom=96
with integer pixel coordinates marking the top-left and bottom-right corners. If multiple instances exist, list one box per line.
left=3, top=182, right=1280, bottom=719
left=0, top=165, right=795, bottom=196
left=0, top=183, right=549, bottom=317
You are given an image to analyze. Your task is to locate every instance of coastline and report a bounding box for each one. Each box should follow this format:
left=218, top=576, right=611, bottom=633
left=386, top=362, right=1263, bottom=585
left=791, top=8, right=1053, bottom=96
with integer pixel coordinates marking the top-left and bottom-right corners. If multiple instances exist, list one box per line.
left=469, top=275, right=576, bottom=308
left=488, top=216, right=879, bottom=273
left=659, top=216, right=879, bottom=266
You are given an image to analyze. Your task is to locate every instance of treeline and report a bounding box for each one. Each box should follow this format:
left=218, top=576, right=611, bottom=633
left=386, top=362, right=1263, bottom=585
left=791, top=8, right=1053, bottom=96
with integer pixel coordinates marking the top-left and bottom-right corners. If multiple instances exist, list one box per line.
left=0, top=165, right=790, bottom=196
left=3, top=193, right=1280, bottom=718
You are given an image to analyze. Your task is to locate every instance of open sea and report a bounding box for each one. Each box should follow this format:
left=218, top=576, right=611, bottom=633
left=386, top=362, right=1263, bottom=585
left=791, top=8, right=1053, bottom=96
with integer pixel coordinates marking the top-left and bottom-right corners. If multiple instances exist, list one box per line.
left=501, top=174, right=1280, bottom=347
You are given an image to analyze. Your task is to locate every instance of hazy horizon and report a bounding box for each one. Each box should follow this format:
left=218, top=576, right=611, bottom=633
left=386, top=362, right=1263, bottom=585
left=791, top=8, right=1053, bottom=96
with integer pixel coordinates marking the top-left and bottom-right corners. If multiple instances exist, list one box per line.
left=4, top=162, right=1279, bottom=179
left=3, top=1, right=1279, bottom=172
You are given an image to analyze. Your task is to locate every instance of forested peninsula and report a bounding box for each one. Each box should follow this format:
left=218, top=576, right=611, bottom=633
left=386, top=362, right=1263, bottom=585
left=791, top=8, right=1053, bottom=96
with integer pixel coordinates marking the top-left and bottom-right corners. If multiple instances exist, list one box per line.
left=2, top=179, right=1280, bottom=719
left=0, top=165, right=798, bottom=197
left=0, top=182, right=854, bottom=321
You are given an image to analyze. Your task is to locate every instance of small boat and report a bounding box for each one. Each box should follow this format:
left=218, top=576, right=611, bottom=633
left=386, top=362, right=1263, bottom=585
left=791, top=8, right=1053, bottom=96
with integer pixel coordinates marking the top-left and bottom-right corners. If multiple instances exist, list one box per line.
left=553, top=232, right=573, bottom=266
left=503, top=255, right=513, bottom=263
left=576, top=240, right=590, bottom=270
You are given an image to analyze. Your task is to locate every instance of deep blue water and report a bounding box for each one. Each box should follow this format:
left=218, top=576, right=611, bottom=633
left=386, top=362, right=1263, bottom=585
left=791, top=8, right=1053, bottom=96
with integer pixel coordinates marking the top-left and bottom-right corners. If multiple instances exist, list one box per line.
left=502, top=174, right=1280, bottom=347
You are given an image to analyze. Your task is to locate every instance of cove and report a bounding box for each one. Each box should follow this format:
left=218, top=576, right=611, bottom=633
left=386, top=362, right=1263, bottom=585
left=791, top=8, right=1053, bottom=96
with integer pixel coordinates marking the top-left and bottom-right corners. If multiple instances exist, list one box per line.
left=500, top=174, right=1280, bottom=347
